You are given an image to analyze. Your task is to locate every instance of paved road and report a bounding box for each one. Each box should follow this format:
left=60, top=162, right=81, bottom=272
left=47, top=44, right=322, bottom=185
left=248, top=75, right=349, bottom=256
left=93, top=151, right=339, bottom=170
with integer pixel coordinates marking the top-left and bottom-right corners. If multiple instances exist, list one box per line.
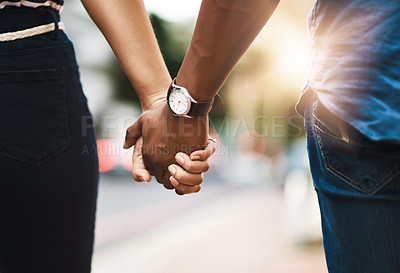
left=91, top=172, right=327, bottom=273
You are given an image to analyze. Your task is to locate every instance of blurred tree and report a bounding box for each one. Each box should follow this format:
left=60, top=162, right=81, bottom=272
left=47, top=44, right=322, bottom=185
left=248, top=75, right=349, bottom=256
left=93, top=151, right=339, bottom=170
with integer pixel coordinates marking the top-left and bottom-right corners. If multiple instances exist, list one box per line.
left=107, top=13, right=187, bottom=108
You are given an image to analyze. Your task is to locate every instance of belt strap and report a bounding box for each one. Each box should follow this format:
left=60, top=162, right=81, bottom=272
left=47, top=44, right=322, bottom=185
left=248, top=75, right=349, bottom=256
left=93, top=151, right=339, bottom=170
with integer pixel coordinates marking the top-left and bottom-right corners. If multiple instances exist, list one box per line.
left=0, top=22, right=65, bottom=42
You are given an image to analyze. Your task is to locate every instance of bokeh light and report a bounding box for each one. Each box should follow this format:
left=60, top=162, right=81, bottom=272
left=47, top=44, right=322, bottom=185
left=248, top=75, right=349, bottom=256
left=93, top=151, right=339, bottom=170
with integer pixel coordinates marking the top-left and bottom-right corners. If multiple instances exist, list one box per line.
left=97, top=139, right=118, bottom=173
left=236, top=130, right=267, bottom=161
left=120, top=147, right=133, bottom=172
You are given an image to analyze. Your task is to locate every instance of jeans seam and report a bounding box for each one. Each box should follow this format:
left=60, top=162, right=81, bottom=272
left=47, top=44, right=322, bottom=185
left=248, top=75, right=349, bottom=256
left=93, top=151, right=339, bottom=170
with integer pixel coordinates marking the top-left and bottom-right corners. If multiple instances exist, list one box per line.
left=313, top=99, right=370, bottom=148
left=338, top=119, right=350, bottom=143
left=313, top=97, right=343, bottom=139
left=371, top=165, right=400, bottom=194
left=314, top=124, right=344, bottom=142
left=0, top=42, right=72, bottom=58
left=315, top=126, right=400, bottom=194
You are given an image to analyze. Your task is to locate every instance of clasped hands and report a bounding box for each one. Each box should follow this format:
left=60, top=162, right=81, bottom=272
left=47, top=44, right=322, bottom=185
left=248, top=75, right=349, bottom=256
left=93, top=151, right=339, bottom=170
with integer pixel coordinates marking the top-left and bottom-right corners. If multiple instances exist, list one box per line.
left=123, top=100, right=215, bottom=195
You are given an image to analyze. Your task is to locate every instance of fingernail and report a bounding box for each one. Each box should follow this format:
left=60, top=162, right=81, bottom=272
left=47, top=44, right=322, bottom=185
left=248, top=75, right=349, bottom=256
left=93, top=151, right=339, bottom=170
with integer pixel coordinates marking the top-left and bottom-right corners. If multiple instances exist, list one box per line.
left=168, top=165, right=176, bottom=175
left=176, top=153, right=185, bottom=164
left=191, top=155, right=200, bottom=160
left=170, top=176, right=179, bottom=187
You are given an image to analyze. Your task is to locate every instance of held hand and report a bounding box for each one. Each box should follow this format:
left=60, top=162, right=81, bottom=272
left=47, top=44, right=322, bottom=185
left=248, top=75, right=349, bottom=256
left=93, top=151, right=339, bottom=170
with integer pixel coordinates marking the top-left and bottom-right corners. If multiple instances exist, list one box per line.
left=131, top=138, right=216, bottom=195
left=130, top=137, right=151, bottom=183
left=124, top=101, right=209, bottom=190
left=168, top=139, right=216, bottom=195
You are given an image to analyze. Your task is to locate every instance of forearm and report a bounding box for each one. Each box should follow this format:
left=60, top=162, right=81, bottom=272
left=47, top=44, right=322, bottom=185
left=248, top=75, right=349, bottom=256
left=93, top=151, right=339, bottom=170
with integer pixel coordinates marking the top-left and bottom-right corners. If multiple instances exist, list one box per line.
left=81, top=0, right=171, bottom=110
left=176, top=0, right=280, bottom=101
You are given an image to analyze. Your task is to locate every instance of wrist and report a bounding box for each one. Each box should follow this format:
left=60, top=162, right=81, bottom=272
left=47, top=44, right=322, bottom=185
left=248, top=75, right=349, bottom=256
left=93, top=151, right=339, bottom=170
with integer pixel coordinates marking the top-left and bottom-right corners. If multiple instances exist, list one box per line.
left=129, top=73, right=171, bottom=111
left=175, top=74, right=216, bottom=102
left=176, top=63, right=221, bottom=102
left=141, top=92, right=167, bottom=111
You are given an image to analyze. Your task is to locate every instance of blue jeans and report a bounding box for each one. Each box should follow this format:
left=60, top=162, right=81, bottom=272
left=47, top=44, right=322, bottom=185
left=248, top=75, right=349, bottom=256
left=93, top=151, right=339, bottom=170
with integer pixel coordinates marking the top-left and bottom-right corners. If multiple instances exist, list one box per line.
left=305, top=95, right=400, bottom=273
left=0, top=7, right=98, bottom=273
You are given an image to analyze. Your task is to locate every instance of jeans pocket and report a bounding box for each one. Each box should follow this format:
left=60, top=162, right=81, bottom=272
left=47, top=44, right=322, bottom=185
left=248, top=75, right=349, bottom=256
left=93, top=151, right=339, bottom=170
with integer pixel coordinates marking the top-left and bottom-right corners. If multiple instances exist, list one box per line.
left=0, top=68, right=69, bottom=165
left=313, top=99, right=400, bottom=194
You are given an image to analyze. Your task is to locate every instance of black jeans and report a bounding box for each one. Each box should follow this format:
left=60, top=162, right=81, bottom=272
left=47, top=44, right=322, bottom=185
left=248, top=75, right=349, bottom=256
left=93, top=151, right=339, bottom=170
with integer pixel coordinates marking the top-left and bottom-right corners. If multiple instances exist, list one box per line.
left=0, top=7, right=99, bottom=273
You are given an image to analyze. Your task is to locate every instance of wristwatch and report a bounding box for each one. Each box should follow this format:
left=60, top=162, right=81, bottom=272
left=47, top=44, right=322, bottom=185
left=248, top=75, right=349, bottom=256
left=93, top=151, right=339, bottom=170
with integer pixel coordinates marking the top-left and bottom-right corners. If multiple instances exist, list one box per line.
left=166, top=78, right=223, bottom=118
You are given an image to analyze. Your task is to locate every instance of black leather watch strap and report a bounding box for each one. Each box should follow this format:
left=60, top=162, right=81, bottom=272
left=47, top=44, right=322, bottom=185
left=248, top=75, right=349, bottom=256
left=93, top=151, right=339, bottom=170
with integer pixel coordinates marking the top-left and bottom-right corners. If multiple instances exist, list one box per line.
left=187, top=94, right=223, bottom=116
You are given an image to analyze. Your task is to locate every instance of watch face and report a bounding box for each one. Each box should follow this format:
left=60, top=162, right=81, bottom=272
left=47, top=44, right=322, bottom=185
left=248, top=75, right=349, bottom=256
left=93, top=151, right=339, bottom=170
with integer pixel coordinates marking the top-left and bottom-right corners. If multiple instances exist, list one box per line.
left=168, top=88, right=191, bottom=115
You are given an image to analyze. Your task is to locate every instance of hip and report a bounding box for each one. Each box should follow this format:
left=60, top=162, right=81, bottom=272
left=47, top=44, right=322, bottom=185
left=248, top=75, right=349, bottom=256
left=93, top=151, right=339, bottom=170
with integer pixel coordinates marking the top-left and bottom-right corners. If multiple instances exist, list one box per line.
left=304, top=94, right=400, bottom=198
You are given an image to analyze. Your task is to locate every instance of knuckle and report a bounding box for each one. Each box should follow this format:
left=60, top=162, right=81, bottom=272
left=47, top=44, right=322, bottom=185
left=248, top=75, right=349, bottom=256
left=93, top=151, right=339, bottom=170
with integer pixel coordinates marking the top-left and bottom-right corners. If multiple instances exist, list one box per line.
left=137, top=115, right=144, bottom=124
left=132, top=173, right=140, bottom=182
left=203, top=162, right=210, bottom=172
left=184, top=160, right=193, bottom=171
left=178, top=184, right=201, bottom=194
left=174, top=170, right=183, bottom=181
left=176, top=185, right=188, bottom=194
left=190, top=174, right=204, bottom=186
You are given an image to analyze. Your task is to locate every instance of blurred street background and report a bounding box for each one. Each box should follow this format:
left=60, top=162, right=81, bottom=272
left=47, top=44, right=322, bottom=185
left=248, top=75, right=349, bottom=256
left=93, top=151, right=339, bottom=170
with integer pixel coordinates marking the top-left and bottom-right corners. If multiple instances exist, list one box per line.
left=62, top=0, right=327, bottom=272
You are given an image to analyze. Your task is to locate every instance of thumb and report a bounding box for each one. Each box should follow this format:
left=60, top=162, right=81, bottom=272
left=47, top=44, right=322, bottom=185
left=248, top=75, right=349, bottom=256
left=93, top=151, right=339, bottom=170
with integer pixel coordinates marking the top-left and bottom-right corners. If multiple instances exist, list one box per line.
left=124, top=117, right=143, bottom=149
left=132, top=137, right=151, bottom=182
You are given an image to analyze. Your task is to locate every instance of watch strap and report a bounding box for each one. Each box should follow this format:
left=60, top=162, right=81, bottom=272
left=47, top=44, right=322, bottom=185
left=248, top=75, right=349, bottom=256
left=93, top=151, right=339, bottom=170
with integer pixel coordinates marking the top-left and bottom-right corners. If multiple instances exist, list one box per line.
left=187, top=94, right=223, bottom=116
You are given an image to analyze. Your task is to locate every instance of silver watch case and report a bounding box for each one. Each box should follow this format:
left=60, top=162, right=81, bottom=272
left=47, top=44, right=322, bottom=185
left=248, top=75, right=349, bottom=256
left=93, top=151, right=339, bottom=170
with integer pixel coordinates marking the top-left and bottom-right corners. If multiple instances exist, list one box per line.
left=167, top=83, right=197, bottom=118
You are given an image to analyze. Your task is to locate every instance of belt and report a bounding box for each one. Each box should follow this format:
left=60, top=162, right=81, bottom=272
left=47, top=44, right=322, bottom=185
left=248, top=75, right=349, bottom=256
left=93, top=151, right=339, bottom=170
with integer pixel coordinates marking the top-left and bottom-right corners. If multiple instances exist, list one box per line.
left=0, top=22, right=65, bottom=42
